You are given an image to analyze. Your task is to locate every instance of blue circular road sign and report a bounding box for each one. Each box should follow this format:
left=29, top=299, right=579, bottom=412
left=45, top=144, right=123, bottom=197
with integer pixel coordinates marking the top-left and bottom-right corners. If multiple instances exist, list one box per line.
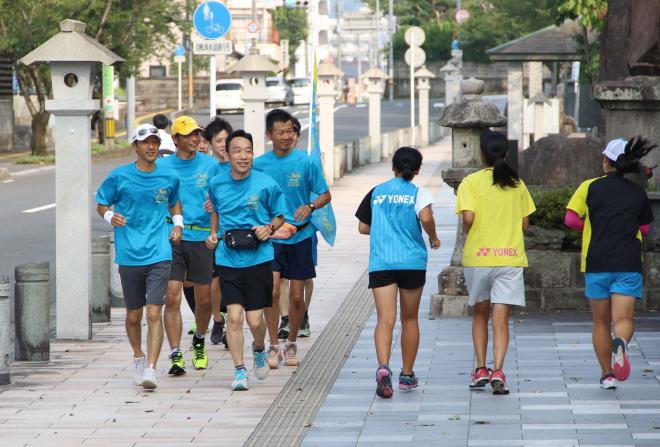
left=174, top=45, right=185, bottom=56
left=193, top=1, right=232, bottom=40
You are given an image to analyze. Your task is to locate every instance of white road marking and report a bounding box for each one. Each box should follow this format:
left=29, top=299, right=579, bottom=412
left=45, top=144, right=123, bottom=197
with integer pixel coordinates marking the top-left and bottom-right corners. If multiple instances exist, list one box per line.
left=1, top=179, right=14, bottom=183
left=22, top=203, right=56, bottom=213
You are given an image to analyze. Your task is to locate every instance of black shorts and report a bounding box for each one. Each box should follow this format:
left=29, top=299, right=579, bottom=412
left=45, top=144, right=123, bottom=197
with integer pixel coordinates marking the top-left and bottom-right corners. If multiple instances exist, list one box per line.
left=118, top=261, right=171, bottom=309
left=171, top=241, right=214, bottom=284
left=216, top=262, right=273, bottom=311
left=272, top=237, right=316, bottom=280
left=368, top=270, right=426, bottom=290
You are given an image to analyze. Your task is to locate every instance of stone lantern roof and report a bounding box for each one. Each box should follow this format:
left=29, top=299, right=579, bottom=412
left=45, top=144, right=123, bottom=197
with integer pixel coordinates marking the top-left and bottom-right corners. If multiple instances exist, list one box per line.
left=439, top=78, right=506, bottom=128
left=360, top=67, right=388, bottom=81
left=415, top=66, right=436, bottom=79
left=318, top=62, right=343, bottom=78
left=21, top=19, right=123, bottom=66
left=228, top=46, right=278, bottom=74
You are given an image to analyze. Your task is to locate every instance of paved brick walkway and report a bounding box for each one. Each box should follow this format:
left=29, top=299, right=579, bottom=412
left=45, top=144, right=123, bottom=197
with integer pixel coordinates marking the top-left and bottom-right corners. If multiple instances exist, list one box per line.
left=0, top=139, right=452, bottom=446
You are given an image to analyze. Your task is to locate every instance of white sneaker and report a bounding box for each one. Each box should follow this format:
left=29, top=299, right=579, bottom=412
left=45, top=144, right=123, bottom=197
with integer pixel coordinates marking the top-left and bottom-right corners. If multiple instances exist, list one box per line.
left=142, top=367, right=158, bottom=390
left=252, top=344, right=269, bottom=381
left=133, top=357, right=145, bottom=386
left=600, top=374, right=618, bottom=389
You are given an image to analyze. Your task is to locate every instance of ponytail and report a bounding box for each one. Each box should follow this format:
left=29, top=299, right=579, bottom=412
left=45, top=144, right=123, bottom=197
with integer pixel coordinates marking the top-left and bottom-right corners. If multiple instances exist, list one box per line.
left=392, top=146, right=423, bottom=181
left=480, top=129, right=519, bottom=188
left=611, top=136, right=657, bottom=174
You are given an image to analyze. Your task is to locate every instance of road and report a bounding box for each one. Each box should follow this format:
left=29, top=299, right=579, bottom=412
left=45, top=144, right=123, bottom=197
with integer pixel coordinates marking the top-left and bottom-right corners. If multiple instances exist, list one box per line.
left=0, top=100, right=442, bottom=323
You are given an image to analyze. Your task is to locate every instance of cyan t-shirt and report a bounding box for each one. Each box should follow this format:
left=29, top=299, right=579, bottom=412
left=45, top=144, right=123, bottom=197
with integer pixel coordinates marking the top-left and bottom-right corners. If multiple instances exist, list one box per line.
left=209, top=169, right=287, bottom=268
left=96, top=163, right=180, bottom=266
left=158, top=152, right=220, bottom=241
left=253, top=149, right=328, bottom=244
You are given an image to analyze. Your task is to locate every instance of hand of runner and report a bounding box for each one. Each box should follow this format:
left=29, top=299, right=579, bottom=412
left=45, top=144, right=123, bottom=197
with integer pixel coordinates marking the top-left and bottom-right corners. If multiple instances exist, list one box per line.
left=253, top=225, right=271, bottom=241
left=206, top=233, right=219, bottom=249
left=294, top=204, right=312, bottom=222
left=203, top=197, right=213, bottom=213
left=169, top=226, right=182, bottom=244
left=430, top=238, right=441, bottom=250
left=111, top=213, right=126, bottom=227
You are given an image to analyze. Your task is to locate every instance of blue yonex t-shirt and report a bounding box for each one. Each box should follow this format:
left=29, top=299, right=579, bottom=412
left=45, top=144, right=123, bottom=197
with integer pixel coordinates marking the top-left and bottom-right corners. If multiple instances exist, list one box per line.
left=158, top=152, right=220, bottom=241
left=355, top=178, right=434, bottom=272
left=253, top=149, right=328, bottom=244
left=96, top=163, right=180, bottom=266
left=209, top=169, right=287, bottom=268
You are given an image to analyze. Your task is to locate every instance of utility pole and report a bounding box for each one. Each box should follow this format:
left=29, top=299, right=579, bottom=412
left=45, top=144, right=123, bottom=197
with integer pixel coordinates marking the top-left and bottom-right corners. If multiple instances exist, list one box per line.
left=251, top=0, right=257, bottom=49
left=388, top=0, right=394, bottom=100
left=336, top=0, right=342, bottom=71
left=186, top=0, right=193, bottom=110
left=375, top=0, right=380, bottom=69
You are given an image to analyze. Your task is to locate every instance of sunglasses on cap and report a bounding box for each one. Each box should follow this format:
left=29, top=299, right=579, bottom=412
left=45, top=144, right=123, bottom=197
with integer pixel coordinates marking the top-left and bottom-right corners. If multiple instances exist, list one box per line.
left=136, top=127, right=159, bottom=138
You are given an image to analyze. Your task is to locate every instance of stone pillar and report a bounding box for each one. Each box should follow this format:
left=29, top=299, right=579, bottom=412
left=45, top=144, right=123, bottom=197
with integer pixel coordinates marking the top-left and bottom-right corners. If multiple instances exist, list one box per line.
left=361, top=68, right=387, bottom=163
left=527, top=61, right=543, bottom=97
left=318, top=62, right=343, bottom=186
left=15, top=263, right=50, bottom=361
left=430, top=78, right=507, bottom=317
left=507, top=62, right=523, bottom=144
left=91, top=235, right=111, bottom=323
left=109, top=232, right=124, bottom=307
left=0, top=276, right=10, bottom=384
left=416, top=67, right=435, bottom=147
left=441, top=61, right=462, bottom=107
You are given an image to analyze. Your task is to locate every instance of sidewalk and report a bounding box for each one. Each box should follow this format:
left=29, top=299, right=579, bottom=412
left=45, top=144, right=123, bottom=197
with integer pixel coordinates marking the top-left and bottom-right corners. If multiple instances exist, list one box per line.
left=0, top=138, right=453, bottom=446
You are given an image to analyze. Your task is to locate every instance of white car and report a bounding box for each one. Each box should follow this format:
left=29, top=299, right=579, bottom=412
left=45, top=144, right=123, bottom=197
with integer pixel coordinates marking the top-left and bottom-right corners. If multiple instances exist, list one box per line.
left=215, top=79, right=244, bottom=113
left=287, top=78, right=311, bottom=105
left=266, top=77, right=293, bottom=106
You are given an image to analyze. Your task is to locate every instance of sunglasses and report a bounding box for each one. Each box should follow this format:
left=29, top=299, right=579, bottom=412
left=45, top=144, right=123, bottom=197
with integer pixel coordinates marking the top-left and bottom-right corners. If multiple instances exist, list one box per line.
left=135, top=127, right=159, bottom=139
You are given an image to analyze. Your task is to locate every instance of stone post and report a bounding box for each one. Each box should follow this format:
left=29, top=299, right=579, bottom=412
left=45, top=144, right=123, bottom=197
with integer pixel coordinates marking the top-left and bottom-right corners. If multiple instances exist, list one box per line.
left=318, top=61, right=343, bottom=186
left=527, top=61, right=543, bottom=97
left=92, top=235, right=111, bottom=323
left=430, top=78, right=507, bottom=317
left=109, top=232, right=124, bottom=307
left=0, top=276, right=10, bottom=384
left=507, top=62, right=523, bottom=145
left=15, top=263, right=50, bottom=361
left=361, top=68, right=388, bottom=163
left=416, top=66, right=436, bottom=147
left=440, top=60, right=462, bottom=107
left=229, top=47, right=279, bottom=157
left=529, top=93, right=550, bottom=142
left=20, top=19, right=123, bottom=340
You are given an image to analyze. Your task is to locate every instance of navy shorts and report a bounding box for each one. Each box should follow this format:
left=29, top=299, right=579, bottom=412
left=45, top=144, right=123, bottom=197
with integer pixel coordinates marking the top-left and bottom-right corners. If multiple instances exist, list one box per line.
left=368, top=269, right=426, bottom=290
left=272, top=237, right=316, bottom=280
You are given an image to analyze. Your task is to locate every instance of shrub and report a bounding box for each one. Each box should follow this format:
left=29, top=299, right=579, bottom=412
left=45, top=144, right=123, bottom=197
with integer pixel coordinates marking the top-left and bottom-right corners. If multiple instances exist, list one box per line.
left=529, top=187, right=582, bottom=251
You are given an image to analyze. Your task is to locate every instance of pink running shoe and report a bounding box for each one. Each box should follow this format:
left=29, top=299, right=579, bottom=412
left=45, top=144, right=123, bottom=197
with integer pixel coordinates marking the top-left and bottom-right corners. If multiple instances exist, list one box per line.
left=612, top=337, right=631, bottom=381
left=469, top=367, right=491, bottom=388
left=490, top=369, right=509, bottom=395
left=376, top=365, right=393, bottom=398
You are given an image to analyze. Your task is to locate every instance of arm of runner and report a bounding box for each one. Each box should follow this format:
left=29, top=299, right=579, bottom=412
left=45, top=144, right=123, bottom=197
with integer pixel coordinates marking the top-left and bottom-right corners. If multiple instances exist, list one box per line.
left=419, top=205, right=441, bottom=250
left=206, top=211, right=219, bottom=249
left=462, top=210, right=475, bottom=234
left=294, top=190, right=332, bottom=222
left=203, top=194, right=213, bottom=213
left=168, top=202, right=183, bottom=244
left=355, top=188, right=374, bottom=235
left=358, top=222, right=371, bottom=235
left=253, top=215, right=285, bottom=241
left=96, top=203, right=126, bottom=227
left=523, top=216, right=530, bottom=232
left=564, top=209, right=585, bottom=231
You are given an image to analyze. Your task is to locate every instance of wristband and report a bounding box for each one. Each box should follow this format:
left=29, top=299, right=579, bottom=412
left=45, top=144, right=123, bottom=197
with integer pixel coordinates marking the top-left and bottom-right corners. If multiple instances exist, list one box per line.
left=103, top=210, right=114, bottom=225
left=171, top=214, right=184, bottom=228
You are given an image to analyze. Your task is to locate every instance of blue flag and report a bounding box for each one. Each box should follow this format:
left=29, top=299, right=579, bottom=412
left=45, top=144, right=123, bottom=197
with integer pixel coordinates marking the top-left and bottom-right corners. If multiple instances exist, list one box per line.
left=309, top=51, right=337, bottom=246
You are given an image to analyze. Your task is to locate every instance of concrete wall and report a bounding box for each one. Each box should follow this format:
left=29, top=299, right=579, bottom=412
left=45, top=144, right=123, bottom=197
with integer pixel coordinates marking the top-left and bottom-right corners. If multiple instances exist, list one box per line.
left=136, top=78, right=211, bottom=112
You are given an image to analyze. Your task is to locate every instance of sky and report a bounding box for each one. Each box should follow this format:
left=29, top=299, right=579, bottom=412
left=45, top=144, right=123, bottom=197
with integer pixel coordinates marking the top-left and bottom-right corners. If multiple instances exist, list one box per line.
left=330, top=0, right=364, bottom=17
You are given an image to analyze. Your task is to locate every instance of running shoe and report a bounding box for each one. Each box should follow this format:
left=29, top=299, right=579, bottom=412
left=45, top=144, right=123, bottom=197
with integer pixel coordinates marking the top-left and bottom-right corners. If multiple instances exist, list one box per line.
left=168, top=350, right=186, bottom=375
left=278, top=316, right=290, bottom=340
left=612, top=337, right=631, bottom=381
left=469, top=367, right=491, bottom=388
left=141, top=367, right=158, bottom=390
left=298, top=313, right=311, bottom=338
left=187, top=322, right=197, bottom=335
left=490, top=369, right=509, bottom=395
left=191, top=335, right=208, bottom=369
left=232, top=368, right=249, bottom=391
left=132, top=356, right=145, bottom=386
left=600, top=373, right=618, bottom=389
left=210, top=319, right=225, bottom=345
left=267, top=344, right=284, bottom=369
left=398, top=370, right=419, bottom=391
left=252, top=343, right=269, bottom=381
left=376, top=365, right=393, bottom=398
left=285, top=341, right=300, bottom=366
left=221, top=329, right=228, bottom=349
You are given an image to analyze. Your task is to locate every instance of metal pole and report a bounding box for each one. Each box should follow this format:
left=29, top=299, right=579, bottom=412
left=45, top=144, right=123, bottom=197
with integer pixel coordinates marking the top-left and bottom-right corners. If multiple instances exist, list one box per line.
left=209, top=56, right=216, bottom=121
left=186, top=0, right=194, bottom=110
left=336, top=0, right=342, bottom=71
left=15, top=262, right=50, bottom=361
left=388, top=0, right=394, bottom=101
left=0, top=276, right=10, bottom=385
left=126, top=76, right=135, bottom=143
left=177, top=61, right=182, bottom=111
left=410, top=35, right=415, bottom=146
left=376, top=0, right=380, bottom=69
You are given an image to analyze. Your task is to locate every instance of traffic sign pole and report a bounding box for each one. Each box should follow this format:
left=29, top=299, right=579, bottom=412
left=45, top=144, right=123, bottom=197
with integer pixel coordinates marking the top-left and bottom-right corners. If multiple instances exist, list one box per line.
left=177, top=60, right=182, bottom=111
left=209, top=56, right=216, bottom=120
left=410, top=34, right=415, bottom=146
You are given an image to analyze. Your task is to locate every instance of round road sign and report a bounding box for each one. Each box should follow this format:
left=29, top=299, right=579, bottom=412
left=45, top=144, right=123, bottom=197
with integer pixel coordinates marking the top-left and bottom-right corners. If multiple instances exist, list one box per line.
left=404, top=47, right=426, bottom=68
left=193, top=1, right=232, bottom=40
left=456, top=9, right=470, bottom=24
left=247, top=21, right=259, bottom=34
left=404, top=26, right=425, bottom=47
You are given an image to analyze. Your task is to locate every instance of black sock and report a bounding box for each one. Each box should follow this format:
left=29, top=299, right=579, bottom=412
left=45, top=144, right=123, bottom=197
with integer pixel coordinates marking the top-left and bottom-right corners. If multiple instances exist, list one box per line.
left=183, top=286, right=195, bottom=313
left=235, top=364, right=246, bottom=370
left=193, top=333, right=205, bottom=344
left=253, top=345, right=265, bottom=353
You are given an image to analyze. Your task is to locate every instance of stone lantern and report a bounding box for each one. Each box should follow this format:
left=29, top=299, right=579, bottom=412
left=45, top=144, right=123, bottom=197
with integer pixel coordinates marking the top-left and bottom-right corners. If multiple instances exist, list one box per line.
left=415, top=66, right=436, bottom=147
left=440, top=60, right=462, bottom=107
left=20, top=19, right=123, bottom=340
left=360, top=67, right=388, bottom=163
left=229, top=47, right=278, bottom=156
left=317, top=61, right=343, bottom=186
left=430, top=78, right=506, bottom=317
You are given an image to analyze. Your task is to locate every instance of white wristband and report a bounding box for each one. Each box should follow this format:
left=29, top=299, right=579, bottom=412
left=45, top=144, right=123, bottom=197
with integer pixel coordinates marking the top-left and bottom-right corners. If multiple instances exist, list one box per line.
left=103, top=210, right=114, bottom=225
left=172, top=214, right=184, bottom=228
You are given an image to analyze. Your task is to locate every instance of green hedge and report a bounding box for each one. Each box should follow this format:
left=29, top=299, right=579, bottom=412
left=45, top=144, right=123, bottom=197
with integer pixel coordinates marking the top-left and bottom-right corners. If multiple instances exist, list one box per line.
left=529, top=187, right=582, bottom=251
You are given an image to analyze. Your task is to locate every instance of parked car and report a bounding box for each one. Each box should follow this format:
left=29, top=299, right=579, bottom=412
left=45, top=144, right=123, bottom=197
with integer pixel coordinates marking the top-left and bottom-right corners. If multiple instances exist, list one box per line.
left=215, top=79, right=244, bottom=113
left=266, top=77, right=293, bottom=106
left=287, top=77, right=311, bottom=105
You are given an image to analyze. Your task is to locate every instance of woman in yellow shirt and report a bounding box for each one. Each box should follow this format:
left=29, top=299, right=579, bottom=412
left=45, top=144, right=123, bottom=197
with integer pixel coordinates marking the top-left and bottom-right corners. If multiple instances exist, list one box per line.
left=456, top=130, right=536, bottom=395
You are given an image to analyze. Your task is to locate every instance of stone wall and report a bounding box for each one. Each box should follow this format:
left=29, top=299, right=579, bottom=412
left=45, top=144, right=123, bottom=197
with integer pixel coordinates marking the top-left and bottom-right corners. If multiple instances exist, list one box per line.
left=136, top=78, right=210, bottom=112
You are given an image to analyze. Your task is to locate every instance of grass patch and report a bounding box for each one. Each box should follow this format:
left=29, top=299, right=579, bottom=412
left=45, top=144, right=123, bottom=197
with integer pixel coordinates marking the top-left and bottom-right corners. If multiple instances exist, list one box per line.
left=92, top=140, right=130, bottom=154
left=16, top=154, right=55, bottom=165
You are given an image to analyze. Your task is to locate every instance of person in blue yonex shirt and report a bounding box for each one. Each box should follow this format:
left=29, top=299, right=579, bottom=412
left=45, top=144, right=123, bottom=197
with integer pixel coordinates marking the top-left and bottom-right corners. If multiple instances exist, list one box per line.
left=355, top=147, right=440, bottom=399
left=206, top=130, right=287, bottom=390
left=158, top=115, right=221, bottom=375
left=253, top=109, right=332, bottom=369
left=96, top=123, right=183, bottom=391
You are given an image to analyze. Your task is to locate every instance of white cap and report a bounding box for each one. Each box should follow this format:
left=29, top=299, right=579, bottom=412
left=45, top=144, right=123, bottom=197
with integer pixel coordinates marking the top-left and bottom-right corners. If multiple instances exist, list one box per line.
left=131, top=124, right=161, bottom=143
left=602, top=138, right=627, bottom=162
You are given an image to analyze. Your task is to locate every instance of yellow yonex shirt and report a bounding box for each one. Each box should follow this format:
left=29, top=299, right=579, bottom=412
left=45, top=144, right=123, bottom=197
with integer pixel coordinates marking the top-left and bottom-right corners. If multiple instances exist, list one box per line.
left=456, top=168, right=536, bottom=267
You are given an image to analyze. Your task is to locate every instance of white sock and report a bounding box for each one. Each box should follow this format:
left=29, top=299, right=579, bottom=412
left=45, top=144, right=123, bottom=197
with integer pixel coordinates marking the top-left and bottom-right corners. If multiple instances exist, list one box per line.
left=171, top=347, right=180, bottom=355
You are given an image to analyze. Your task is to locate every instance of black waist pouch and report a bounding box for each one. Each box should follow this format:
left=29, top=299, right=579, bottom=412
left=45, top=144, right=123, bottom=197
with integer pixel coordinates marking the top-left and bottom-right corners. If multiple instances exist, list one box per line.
left=224, top=229, right=259, bottom=249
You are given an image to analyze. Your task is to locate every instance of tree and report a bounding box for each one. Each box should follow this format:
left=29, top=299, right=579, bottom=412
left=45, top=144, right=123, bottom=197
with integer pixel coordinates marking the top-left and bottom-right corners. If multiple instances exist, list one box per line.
left=393, top=22, right=452, bottom=61
left=365, top=0, right=453, bottom=26
left=457, top=0, right=556, bottom=63
left=0, top=0, right=185, bottom=155
left=271, top=6, right=307, bottom=76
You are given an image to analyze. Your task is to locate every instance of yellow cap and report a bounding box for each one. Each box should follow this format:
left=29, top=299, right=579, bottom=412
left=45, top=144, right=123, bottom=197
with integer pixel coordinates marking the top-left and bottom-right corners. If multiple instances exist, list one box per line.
left=171, top=116, right=202, bottom=136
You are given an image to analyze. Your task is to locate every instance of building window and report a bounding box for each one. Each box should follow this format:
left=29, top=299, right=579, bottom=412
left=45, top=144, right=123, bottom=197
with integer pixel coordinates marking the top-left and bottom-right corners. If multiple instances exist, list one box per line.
left=149, top=65, right=166, bottom=78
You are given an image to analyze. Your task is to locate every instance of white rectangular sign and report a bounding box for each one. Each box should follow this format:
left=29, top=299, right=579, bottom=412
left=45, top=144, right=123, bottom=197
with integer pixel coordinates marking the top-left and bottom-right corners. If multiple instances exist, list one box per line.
left=193, top=40, right=233, bottom=55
